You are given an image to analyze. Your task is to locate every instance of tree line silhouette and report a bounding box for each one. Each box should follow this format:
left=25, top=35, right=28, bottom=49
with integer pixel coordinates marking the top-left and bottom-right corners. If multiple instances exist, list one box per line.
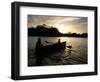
left=28, top=24, right=87, bottom=38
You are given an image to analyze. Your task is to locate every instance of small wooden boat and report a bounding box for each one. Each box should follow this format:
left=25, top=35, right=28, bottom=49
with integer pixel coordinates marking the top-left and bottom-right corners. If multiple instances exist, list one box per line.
left=36, top=41, right=66, bottom=54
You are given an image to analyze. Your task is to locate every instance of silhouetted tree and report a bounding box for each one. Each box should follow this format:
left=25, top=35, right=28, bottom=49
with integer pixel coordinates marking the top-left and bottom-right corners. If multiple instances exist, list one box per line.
left=28, top=24, right=87, bottom=38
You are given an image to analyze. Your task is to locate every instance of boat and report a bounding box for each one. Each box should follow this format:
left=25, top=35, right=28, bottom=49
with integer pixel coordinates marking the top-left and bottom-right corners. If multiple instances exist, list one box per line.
left=36, top=41, right=66, bottom=54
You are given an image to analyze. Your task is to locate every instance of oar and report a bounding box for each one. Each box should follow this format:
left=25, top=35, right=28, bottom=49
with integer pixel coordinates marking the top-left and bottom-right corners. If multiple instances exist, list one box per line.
left=45, top=41, right=53, bottom=43
left=66, top=45, right=72, bottom=49
left=45, top=41, right=49, bottom=43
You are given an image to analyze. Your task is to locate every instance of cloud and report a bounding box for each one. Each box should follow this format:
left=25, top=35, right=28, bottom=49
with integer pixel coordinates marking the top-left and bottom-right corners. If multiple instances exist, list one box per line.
left=28, top=15, right=87, bottom=33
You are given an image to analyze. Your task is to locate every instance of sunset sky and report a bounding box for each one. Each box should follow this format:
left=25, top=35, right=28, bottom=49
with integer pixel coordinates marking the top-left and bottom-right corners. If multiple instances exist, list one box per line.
left=28, top=15, right=88, bottom=34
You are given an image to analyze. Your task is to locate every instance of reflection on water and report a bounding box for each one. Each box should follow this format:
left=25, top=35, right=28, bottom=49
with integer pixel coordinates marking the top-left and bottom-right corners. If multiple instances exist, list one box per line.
left=28, top=37, right=87, bottom=66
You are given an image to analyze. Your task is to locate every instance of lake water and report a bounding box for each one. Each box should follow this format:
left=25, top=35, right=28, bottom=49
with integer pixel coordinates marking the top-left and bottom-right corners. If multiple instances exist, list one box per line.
left=28, top=36, right=87, bottom=66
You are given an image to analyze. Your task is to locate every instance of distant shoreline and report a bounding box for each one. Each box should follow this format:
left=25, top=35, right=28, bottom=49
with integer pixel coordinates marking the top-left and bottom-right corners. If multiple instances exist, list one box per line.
left=28, top=24, right=87, bottom=38
left=28, top=35, right=87, bottom=38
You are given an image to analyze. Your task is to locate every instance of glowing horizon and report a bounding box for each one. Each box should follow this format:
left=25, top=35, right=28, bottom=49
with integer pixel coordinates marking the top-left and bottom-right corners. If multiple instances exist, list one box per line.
left=28, top=15, right=88, bottom=34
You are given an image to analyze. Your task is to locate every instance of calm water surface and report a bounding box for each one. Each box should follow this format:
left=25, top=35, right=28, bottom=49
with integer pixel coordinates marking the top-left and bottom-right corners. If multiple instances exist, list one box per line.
left=28, top=37, right=87, bottom=66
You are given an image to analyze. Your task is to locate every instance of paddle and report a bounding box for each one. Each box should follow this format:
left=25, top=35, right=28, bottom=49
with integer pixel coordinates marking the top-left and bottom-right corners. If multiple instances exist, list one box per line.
left=45, top=41, right=50, bottom=43
left=66, top=45, right=72, bottom=49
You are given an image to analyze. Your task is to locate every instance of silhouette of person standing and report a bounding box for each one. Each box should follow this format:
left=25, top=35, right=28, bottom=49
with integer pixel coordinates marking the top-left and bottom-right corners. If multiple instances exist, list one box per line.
left=35, top=38, right=42, bottom=51
left=58, top=39, right=61, bottom=50
left=58, top=39, right=60, bottom=44
left=35, top=38, right=43, bottom=65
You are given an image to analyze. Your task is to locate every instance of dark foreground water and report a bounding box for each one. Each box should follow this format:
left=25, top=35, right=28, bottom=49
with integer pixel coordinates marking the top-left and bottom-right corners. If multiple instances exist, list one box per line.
left=28, top=37, right=87, bottom=66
